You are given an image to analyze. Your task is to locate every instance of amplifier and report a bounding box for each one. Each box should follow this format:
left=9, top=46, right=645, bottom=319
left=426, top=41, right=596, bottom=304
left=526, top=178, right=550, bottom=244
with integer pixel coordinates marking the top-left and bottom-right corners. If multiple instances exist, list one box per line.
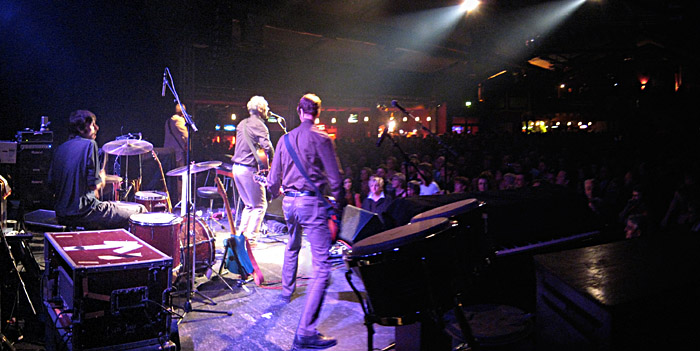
left=44, top=229, right=174, bottom=350
left=16, top=130, right=53, bottom=144
left=0, top=141, right=17, bottom=164
left=17, top=143, right=53, bottom=210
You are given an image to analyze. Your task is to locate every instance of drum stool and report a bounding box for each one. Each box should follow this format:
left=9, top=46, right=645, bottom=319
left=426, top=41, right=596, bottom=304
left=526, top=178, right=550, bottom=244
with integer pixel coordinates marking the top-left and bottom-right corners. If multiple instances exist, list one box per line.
left=196, top=186, right=221, bottom=229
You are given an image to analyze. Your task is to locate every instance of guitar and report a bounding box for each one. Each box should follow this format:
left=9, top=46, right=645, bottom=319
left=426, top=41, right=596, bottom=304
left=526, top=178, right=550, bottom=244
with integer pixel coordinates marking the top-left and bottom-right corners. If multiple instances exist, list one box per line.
left=215, top=177, right=264, bottom=286
left=253, top=171, right=340, bottom=242
left=253, top=147, right=273, bottom=203
left=255, top=147, right=269, bottom=173
left=151, top=150, right=173, bottom=212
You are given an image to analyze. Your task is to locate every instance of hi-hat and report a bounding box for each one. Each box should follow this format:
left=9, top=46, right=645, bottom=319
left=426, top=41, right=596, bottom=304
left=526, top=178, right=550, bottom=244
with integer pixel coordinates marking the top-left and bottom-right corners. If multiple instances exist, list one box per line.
left=166, top=160, right=222, bottom=176
left=103, top=139, right=153, bottom=156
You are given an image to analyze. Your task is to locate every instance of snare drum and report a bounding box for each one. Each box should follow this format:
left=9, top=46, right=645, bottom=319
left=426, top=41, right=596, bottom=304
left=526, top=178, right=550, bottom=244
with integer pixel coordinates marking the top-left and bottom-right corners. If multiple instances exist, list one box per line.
left=134, top=191, right=169, bottom=212
left=177, top=215, right=216, bottom=274
left=343, top=217, right=461, bottom=324
left=129, top=212, right=183, bottom=267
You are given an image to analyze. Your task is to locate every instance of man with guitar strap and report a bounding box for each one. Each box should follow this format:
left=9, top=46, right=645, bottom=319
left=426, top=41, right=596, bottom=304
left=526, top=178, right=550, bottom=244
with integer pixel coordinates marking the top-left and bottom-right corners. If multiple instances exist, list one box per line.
left=265, top=93, right=342, bottom=350
left=231, top=96, right=274, bottom=242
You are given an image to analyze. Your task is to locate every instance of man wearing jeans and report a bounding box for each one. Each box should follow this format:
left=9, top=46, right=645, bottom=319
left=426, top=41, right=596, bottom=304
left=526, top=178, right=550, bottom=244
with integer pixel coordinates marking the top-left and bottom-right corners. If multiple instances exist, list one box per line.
left=266, top=94, right=342, bottom=350
left=231, top=96, right=274, bottom=241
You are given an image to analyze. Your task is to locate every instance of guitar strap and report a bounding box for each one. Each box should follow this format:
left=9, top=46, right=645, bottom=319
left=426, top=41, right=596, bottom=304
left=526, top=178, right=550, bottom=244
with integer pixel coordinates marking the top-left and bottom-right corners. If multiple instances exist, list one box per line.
left=241, top=122, right=262, bottom=169
left=242, top=117, right=274, bottom=170
left=166, top=118, right=186, bottom=153
left=282, top=134, right=337, bottom=214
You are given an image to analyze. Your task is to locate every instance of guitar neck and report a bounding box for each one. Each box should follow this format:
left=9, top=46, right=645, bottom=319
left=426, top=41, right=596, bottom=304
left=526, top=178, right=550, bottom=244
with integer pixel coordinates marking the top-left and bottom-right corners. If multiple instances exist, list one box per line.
left=215, top=177, right=237, bottom=236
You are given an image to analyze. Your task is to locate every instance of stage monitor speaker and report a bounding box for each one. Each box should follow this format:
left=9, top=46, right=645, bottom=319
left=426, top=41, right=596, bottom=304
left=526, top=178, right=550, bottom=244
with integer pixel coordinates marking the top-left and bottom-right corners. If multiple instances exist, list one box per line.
left=265, top=195, right=285, bottom=222
left=338, top=205, right=384, bottom=245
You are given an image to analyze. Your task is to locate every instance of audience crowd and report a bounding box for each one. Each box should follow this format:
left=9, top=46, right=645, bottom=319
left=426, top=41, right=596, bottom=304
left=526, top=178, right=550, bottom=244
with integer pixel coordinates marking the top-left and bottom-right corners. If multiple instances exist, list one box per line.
left=335, top=129, right=699, bottom=240
left=204, top=127, right=700, bottom=240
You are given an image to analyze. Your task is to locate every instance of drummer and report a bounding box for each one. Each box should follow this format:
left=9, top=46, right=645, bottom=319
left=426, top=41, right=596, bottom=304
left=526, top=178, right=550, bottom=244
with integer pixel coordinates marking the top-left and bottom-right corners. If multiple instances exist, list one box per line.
left=48, top=110, right=147, bottom=230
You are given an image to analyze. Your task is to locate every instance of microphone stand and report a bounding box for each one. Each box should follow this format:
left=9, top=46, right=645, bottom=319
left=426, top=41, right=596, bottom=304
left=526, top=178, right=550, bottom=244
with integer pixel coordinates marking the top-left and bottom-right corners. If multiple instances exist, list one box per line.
left=162, top=67, right=232, bottom=319
left=379, top=130, right=412, bottom=181
left=393, top=101, right=458, bottom=191
left=270, top=111, right=287, bottom=134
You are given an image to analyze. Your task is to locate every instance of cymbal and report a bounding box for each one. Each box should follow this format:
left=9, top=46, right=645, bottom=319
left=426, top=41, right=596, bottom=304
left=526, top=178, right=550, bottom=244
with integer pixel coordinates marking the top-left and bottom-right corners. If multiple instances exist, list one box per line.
left=103, top=139, right=153, bottom=156
left=166, top=160, right=222, bottom=176
left=223, top=154, right=234, bottom=160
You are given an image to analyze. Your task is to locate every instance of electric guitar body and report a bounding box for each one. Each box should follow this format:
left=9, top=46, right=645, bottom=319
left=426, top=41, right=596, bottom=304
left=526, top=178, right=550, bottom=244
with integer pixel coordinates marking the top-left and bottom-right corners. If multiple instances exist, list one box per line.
left=215, top=177, right=264, bottom=285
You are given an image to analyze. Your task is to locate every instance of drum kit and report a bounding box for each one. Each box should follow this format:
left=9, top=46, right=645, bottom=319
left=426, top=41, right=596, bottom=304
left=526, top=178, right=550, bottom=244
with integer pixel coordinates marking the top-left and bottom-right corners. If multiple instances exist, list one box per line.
left=100, top=137, right=224, bottom=283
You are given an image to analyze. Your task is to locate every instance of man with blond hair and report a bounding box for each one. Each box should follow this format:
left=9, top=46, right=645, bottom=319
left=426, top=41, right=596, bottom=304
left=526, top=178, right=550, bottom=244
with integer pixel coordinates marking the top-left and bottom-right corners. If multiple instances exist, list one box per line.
left=231, top=96, right=274, bottom=241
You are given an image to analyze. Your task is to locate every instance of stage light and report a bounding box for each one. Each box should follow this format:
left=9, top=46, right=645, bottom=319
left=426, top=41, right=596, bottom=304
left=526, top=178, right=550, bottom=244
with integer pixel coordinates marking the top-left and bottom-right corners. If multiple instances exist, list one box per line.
left=388, top=120, right=397, bottom=132
left=364, top=116, right=369, bottom=122
left=403, top=117, right=408, bottom=122
left=315, top=118, right=320, bottom=124
left=331, top=117, right=337, bottom=124
left=231, top=114, right=236, bottom=120
left=426, top=116, right=432, bottom=122
left=460, top=0, right=480, bottom=13
left=465, top=101, right=472, bottom=107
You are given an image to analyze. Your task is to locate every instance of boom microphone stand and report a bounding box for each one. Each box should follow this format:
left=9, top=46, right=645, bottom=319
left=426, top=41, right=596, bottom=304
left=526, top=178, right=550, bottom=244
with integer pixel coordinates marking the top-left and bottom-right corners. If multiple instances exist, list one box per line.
left=162, top=67, right=232, bottom=318
left=391, top=100, right=458, bottom=190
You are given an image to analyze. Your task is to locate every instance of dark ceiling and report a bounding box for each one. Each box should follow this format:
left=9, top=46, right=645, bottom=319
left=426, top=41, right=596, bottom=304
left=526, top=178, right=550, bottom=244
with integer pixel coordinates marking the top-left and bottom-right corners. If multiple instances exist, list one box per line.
left=171, top=0, right=697, bottom=106
left=1, top=0, right=697, bottom=141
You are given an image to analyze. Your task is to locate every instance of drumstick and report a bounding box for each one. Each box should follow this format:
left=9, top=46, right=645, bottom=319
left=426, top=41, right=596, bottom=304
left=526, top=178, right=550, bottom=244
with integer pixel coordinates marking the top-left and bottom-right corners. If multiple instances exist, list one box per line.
left=151, top=151, right=173, bottom=213
left=95, top=149, right=108, bottom=199
left=101, top=149, right=108, bottom=172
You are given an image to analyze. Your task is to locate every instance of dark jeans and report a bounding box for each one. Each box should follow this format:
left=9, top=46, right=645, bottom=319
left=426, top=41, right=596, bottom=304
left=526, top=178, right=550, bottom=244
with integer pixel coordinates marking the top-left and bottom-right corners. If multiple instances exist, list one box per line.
left=282, top=196, right=332, bottom=337
left=59, top=201, right=146, bottom=230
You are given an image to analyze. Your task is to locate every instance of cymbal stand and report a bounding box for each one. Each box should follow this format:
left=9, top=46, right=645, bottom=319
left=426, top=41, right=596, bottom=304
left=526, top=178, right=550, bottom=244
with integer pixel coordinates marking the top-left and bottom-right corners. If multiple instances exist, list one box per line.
left=1, top=221, right=37, bottom=328
left=162, top=67, right=232, bottom=319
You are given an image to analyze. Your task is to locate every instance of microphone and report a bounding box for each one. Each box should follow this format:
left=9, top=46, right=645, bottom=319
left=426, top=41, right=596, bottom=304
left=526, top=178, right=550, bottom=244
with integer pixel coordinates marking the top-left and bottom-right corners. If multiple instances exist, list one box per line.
left=376, top=125, right=389, bottom=147
left=161, top=68, right=167, bottom=97
left=392, top=100, right=408, bottom=114
left=269, top=111, right=285, bottom=120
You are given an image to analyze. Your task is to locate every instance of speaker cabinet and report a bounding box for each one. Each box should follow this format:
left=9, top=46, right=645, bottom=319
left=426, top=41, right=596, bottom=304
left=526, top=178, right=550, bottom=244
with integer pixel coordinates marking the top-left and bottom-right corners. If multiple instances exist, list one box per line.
left=17, top=143, right=53, bottom=210
left=338, top=205, right=385, bottom=245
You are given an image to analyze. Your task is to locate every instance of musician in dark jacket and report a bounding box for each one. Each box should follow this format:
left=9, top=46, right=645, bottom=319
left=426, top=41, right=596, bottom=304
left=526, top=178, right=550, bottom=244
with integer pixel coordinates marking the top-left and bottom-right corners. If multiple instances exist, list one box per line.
left=231, top=96, right=274, bottom=241
left=49, top=110, right=146, bottom=230
left=266, top=93, right=342, bottom=350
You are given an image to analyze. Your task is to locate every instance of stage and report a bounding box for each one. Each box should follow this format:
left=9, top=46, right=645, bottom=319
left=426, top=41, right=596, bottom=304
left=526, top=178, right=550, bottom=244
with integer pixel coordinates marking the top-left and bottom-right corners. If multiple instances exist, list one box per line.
left=6, top=214, right=396, bottom=351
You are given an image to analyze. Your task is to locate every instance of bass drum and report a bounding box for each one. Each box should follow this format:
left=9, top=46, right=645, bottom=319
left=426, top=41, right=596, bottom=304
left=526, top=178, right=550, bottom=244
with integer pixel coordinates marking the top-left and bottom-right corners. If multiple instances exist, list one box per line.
left=129, top=212, right=183, bottom=262
left=176, top=215, right=216, bottom=275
